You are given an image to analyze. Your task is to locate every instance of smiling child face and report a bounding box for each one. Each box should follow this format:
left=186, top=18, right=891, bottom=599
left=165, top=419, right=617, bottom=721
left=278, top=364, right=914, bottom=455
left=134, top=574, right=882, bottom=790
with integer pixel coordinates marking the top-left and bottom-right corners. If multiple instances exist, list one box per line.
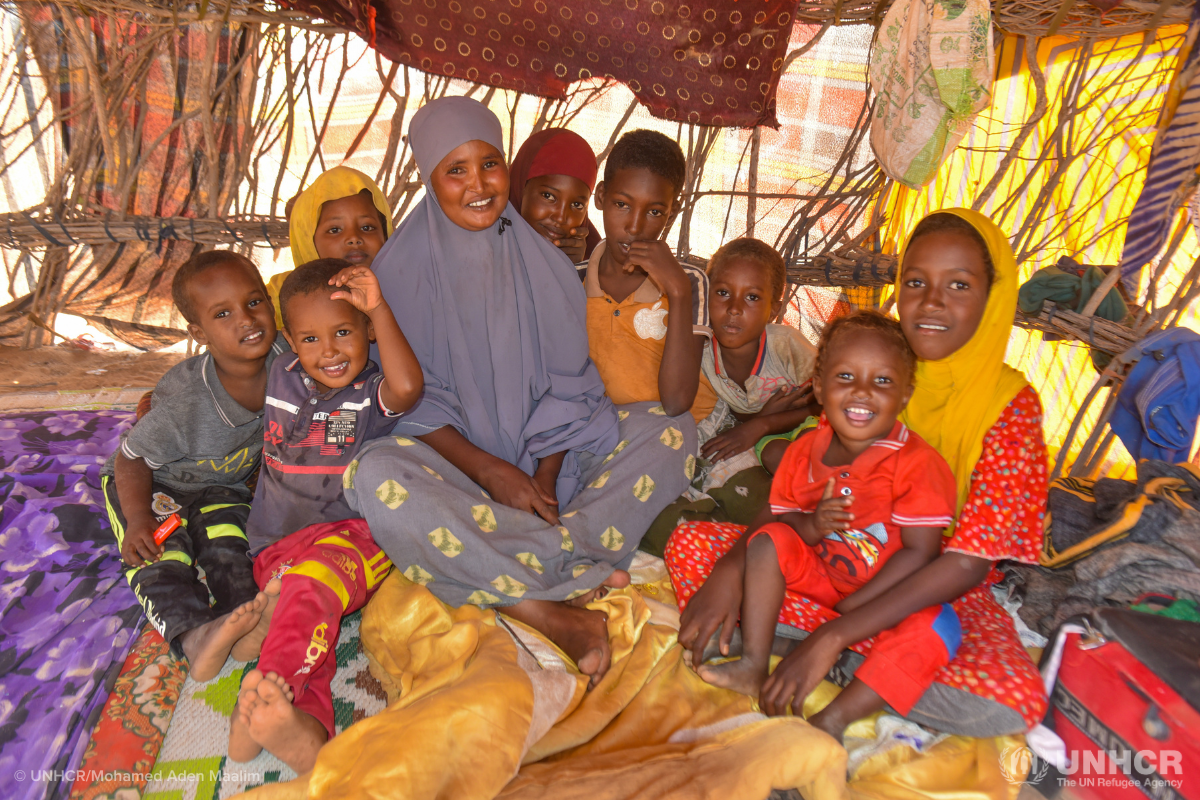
left=428, top=139, right=510, bottom=232
left=897, top=230, right=990, bottom=362
left=312, top=191, right=387, bottom=267
left=813, top=328, right=913, bottom=456
left=519, top=173, right=591, bottom=242
left=281, top=290, right=373, bottom=393
left=185, top=260, right=277, bottom=364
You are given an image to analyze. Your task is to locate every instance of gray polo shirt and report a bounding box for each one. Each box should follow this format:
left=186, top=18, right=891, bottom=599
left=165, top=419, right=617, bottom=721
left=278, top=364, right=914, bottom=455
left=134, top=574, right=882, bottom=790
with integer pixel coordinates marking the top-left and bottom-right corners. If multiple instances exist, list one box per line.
left=102, top=336, right=287, bottom=493
left=246, top=356, right=402, bottom=552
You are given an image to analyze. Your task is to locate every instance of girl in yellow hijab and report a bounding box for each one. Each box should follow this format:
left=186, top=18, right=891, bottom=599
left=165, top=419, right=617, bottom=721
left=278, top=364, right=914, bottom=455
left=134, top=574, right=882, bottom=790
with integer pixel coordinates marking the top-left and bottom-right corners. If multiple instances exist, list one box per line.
left=672, top=209, right=1050, bottom=740
left=267, top=166, right=393, bottom=328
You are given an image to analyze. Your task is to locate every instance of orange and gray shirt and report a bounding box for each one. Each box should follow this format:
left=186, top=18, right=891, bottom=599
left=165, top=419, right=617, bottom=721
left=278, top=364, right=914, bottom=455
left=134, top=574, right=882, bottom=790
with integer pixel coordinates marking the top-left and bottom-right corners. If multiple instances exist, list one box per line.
left=581, top=240, right=718, bottom=423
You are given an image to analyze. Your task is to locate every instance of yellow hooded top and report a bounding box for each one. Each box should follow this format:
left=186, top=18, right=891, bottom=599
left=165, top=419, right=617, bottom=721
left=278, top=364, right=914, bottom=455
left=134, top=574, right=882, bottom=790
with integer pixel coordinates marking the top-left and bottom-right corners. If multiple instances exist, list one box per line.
left=267, top=166, right=393, bottom=329
left=897, top=208, right=1030, bottom=517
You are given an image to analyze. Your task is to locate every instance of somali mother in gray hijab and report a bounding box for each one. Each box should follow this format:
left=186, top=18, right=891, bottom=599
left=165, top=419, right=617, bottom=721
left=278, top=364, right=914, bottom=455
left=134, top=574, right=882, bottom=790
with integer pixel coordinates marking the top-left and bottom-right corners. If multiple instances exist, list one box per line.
left=348, top=96, right=696, bottom=684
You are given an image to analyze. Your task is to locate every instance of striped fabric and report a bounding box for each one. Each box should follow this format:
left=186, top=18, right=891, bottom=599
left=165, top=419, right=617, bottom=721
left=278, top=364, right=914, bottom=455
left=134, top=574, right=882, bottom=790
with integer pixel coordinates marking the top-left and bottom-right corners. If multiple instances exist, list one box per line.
left=1120, top=3, right=1200, bottom=287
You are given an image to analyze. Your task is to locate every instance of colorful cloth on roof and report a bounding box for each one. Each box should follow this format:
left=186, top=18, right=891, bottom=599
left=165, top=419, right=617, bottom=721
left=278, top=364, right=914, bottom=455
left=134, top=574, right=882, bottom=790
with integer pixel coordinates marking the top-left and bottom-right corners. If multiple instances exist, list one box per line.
left=372, top=96, right=618, bottom=506
left=898, top=208, right=1030, bottom=519
left=509, top=128, right=602, bottom=258
left=276, top=0, right=798, bottom=127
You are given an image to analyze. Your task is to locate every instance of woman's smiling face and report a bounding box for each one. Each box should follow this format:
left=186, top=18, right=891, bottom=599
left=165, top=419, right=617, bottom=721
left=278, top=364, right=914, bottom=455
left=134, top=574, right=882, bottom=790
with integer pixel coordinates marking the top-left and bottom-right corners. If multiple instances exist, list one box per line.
left=429, top=139, right=510, bottom=231
left=897, top=230, right=991, bottom=362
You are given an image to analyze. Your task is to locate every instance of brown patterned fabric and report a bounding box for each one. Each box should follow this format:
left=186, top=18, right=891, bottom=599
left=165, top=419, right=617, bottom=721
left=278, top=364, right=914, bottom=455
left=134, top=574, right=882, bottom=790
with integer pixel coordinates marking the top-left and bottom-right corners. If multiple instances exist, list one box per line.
left=280, top=0, right=800, bottom=127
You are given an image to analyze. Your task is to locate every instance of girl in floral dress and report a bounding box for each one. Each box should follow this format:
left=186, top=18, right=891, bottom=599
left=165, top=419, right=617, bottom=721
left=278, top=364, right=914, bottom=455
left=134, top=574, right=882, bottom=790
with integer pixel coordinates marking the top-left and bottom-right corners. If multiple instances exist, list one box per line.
left=666, top=208, right=1048, bottom=737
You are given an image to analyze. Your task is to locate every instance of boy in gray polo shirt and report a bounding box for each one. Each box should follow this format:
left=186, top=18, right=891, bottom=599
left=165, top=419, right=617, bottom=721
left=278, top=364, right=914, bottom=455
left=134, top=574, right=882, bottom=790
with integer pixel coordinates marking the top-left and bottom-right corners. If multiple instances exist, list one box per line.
left=101, top=251, right=284, bottom=682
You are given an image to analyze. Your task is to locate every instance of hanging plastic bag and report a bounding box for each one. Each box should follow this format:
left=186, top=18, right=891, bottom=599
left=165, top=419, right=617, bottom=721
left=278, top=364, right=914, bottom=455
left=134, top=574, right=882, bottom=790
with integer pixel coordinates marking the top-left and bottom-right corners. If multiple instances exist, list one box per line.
left=869, top=0, right=995, bottom=189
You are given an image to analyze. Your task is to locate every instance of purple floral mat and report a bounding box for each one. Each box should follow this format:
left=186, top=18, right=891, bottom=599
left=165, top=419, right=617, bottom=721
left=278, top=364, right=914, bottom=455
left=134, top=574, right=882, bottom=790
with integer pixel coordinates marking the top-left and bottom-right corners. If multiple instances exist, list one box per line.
left=0, top=412, right=144, bottom=800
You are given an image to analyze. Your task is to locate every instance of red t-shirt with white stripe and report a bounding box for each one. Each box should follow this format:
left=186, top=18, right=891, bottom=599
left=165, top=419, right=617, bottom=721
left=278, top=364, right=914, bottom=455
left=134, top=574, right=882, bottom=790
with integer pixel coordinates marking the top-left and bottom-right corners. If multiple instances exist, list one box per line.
left=769, top=417, right=957, bottom=595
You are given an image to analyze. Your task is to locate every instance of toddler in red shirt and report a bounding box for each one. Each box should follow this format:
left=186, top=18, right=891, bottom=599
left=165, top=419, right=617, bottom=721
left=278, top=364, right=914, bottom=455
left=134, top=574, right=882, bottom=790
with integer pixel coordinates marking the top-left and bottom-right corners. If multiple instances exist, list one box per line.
left=695, top=311, right=960, bottom=734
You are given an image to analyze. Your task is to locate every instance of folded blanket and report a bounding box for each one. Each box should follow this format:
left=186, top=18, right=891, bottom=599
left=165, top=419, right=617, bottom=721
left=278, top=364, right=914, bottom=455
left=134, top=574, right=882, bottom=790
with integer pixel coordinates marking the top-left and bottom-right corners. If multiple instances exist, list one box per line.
left=240, top=573, right=1028, bottom=800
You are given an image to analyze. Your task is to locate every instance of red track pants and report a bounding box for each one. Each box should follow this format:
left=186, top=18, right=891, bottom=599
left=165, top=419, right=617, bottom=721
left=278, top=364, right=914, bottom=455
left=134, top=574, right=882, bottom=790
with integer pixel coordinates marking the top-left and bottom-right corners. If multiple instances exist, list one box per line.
left=252, top=518, right=392, bottom=737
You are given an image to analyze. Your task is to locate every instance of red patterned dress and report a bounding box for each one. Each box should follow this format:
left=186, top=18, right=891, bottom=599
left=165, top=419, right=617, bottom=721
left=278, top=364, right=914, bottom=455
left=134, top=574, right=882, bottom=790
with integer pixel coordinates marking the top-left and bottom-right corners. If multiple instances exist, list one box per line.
left=665, top=385, right=1049, bottom=729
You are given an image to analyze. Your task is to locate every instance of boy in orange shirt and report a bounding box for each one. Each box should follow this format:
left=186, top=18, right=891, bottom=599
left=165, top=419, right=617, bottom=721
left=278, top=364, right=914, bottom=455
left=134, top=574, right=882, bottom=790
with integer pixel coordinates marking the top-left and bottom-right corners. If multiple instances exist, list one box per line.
left=584, top=129, right=716, bottom=422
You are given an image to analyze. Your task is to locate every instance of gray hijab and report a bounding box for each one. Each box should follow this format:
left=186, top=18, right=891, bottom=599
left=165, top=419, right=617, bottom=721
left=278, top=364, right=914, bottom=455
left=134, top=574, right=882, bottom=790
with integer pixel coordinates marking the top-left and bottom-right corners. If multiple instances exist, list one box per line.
left=373, top=96, right=618, bottom=504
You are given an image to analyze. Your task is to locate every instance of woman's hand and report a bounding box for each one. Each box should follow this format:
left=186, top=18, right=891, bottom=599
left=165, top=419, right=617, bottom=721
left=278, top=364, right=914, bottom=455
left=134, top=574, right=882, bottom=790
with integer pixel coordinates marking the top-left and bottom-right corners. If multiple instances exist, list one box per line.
left=481, top=460, right=559, bottom=525
left=700, top=419, right=765, bottom=464
left=678, top=551, right=746, bottom=669
left=760, top=620, right=847, bottom=717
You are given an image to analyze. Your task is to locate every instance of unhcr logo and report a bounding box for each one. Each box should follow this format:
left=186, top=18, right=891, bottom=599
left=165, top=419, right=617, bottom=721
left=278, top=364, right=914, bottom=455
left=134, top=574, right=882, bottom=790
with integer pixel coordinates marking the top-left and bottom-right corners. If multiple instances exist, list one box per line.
left=999, top=745, right=1050, bottom=786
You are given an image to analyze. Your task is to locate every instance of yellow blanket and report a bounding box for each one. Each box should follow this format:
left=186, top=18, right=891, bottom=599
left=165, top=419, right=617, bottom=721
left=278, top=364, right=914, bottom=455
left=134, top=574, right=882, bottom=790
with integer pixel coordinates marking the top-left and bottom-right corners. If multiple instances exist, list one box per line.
left=241, top=574, right=1024, bottom=800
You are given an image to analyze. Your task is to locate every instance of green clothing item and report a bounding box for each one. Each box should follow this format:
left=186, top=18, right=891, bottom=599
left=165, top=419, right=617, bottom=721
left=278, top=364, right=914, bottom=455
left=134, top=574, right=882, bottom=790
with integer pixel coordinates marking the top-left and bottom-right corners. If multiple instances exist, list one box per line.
left=1018, top=263, right=1128, bottom=321
left=639, top=466, right=773, bottom=558
left=1018, top=261, right=1128, bottom=369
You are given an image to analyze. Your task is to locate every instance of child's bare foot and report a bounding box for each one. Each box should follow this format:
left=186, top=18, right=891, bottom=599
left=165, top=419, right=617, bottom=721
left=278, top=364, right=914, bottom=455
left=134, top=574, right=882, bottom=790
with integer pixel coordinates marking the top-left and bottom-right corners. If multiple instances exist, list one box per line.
left=806, top=679, right=886, bottom=743
left=565, top=569, right=630, bottom=608
left=229, top=668, right=271, bottom=763
left=697, top=656, right=770, bottom=698
left=246, top=670, right=328, bottom=774
left=506, top=600, right=612, bottom=687
left=181, top=598, right=265, bottom=682
left=698, top=625, right=744, bottom=663
left=231, top=579, right=281, bottom=662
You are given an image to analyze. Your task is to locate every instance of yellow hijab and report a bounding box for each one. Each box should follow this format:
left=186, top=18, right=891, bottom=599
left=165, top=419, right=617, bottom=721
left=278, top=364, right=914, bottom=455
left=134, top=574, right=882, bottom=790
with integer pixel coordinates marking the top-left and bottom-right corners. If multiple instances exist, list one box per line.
left=268, top=166, right=394, bottom=328
left=897, top=208, right=1030, bottom=515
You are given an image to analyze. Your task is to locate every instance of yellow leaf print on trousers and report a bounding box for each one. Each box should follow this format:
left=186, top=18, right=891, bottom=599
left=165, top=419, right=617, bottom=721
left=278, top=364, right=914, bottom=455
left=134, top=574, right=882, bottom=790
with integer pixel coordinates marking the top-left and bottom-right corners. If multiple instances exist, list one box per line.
left=659, top=426, right=683, bottom=450
left=515, top=552, right=545, bottom=574
left=633, top=474, right=655, bottom=502
left=600, top=526, right=625, bottom=551
left=471, top=504, right=497, bottom=532
left=428, top=527, right=464, bottom=557
left=602, top=439, right=630, bottom=465
left=618, top=410, right=629, bottom=421
left=394, top=436, right=417, bottom=446
left=467, top=589, right=500, bottom=606
left=685, top=453, right=696, bottom=481
left=343, top=459, right=359, bottom=490
left=376, top=479, right=409, bottom=509
left=422, top=465, right=444, bottom=481
left=491, top=574, right=528, bottom=597
left=648, top=405, right=666, bottom=415
left=589, top=470, right=611, bottom=489
left=404, top=564, right=434, bottom=585
left=572, top=564, right=591, bottom=578
left=558, top=526, right=575, bottom=552
left=565, top=587, right=589, bottom=600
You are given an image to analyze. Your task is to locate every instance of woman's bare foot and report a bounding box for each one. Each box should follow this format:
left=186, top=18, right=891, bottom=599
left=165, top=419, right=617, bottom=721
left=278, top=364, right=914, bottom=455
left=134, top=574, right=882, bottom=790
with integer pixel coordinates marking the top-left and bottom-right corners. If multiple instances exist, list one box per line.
left=229, top=669, right=272, bottom=763
left=181, top=598, right=266, bottom=682
left=231, top=579, right=281, bottom=662
left=506, top=600, right=612, bottom=687
left=697, top=656, right=770, bottom=698
left=244, top=670, right=328, bottom=774
left=565, top=569, right=630, bottom=608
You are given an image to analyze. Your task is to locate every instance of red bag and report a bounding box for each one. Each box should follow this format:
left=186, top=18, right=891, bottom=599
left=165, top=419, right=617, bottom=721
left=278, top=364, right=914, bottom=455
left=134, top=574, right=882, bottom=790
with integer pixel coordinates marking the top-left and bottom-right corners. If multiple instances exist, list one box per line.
left=1044, top=608, right=1199, bottom=800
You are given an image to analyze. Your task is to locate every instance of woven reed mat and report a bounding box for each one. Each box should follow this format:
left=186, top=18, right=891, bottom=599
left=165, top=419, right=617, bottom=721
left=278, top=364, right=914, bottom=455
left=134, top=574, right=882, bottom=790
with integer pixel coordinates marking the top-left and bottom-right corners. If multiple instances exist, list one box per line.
left=141, top=611, right=387, bottom=799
